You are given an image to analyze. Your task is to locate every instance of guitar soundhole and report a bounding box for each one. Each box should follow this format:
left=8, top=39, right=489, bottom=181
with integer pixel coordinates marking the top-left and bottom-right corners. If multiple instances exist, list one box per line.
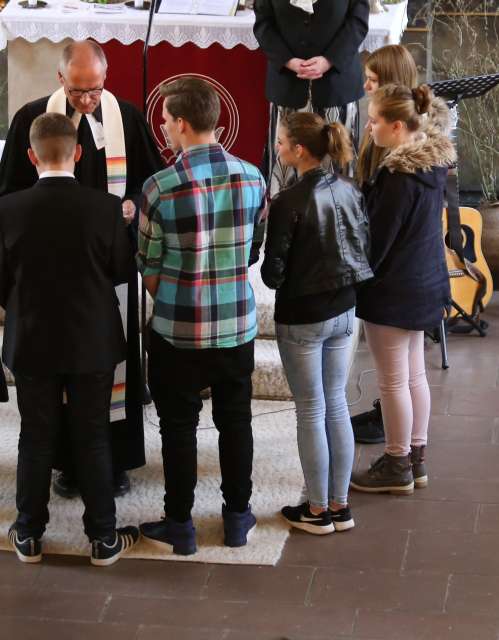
left=444, top=225, right=477, bottom=263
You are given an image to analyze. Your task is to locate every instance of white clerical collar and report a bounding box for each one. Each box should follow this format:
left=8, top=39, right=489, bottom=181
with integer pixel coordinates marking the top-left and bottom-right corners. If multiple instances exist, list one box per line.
left=71, top=111, right=106, bottom=150
left=39, top=170, right=75, bottom=179
left=290, top=0, right=318, bottom=13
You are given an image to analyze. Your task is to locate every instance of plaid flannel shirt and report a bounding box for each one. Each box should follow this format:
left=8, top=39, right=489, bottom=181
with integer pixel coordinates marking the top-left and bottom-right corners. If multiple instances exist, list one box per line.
left=137, top=143, right=266, bottom=349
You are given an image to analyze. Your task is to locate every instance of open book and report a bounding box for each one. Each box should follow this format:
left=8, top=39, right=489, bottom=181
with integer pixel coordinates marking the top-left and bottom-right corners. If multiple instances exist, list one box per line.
left=158, top=0, right=239, bottom=16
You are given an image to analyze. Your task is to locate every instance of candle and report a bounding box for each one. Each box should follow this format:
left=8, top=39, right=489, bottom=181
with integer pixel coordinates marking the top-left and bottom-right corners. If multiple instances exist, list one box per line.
left=134, top=0, right=144, bottom=7
left=28, top=0, right=37, bottom=7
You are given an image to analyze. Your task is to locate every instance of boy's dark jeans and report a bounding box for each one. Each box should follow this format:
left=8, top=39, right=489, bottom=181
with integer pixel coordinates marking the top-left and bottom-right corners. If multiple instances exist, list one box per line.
left=148, top=330, right=254, bottom=522
left=14, top=371, right=116, bottom=541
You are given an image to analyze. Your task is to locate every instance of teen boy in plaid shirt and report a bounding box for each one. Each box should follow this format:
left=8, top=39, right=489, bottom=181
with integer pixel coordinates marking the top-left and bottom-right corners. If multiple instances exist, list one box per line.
left=137, top=77, right=266, bottom=555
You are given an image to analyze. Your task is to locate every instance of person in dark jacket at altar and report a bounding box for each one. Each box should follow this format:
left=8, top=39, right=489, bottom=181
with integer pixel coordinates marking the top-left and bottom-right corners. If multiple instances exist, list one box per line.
left=253, top=0, right=369, bottom=193
left=0, top=40, right=164, bottom=499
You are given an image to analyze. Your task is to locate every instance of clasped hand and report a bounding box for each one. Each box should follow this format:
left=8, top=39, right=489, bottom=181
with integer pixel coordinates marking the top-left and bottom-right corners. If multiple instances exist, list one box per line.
left=122, top=199, right=136, bottom=226
left=286, top=56, right=332, bottom=80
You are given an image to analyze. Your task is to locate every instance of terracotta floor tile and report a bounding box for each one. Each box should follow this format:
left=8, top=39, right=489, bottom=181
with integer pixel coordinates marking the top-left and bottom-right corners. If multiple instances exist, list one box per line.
left=0, top=585, right=108, bottom=622
left=405, top=531, right=499, bottom=575
left=280, top=527, right=408, bottom=572
left=35, top=554, right=210, bottom=598
left=407, top=476, right=499, bottom=504
left=103, top=595, right=245, bottom=628
left=0, top=550, right=42, bottom=588
left=419, top=442, right=499, bottom=480
left=475, top=504, right=499, bottom=533
left=220, top=601, right=355, bottom=637
left=346, top=497, right=477, bottom=533
left=353, top=609, right=499, bottom=640
left=309, top=568, right=447, bottom=612
left=428, top=415, right=496, bottom=444
left=138, top=625, right=224, bottom=640
left=448, top=388, right=499, bottom=417
left=203, top=565, right=314, bottom=604
left=0, top=618, right=138, bottom=640
left=446, top=574, right=499, bottom=615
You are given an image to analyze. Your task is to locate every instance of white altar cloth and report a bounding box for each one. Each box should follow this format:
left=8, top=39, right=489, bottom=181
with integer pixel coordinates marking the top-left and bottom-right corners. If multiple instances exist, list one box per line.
left=0, top=1, right=408, bottom=52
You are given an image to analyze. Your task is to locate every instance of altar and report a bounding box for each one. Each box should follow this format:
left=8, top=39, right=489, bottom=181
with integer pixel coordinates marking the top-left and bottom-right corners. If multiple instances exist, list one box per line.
left=0, top=1, right=408, bottom=166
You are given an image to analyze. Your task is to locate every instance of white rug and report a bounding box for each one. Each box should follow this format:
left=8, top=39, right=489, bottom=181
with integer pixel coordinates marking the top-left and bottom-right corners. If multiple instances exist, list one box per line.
left=0, top=389, right=302, bottom=565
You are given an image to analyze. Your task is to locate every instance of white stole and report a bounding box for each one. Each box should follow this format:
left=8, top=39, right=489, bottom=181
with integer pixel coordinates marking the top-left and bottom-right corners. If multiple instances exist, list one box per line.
left=46, top=87, right=127, bottom=199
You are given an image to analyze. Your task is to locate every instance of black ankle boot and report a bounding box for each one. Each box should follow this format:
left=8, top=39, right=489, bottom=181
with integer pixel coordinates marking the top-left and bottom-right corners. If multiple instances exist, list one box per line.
left=52, top=472, right=79, bottom=499
left=351, top=399, right=385, bottom=444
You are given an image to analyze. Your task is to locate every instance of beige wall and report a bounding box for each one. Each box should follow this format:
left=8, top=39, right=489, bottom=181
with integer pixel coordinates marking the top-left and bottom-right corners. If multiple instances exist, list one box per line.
left=8, top=38, right=71, bottom=122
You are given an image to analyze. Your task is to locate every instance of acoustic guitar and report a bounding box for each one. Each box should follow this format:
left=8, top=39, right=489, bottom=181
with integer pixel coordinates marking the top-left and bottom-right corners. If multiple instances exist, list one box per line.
left=441, top=205, right=493, bottom=318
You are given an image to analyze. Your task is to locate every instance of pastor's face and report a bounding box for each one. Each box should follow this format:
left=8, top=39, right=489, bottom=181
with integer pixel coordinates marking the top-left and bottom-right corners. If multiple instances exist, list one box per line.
left=60, top=61, right=106, bottom=115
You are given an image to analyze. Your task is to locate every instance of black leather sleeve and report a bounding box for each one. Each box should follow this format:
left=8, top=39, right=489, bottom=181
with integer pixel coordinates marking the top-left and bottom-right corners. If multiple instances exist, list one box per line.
left=261, top=195, right=297, bottom=289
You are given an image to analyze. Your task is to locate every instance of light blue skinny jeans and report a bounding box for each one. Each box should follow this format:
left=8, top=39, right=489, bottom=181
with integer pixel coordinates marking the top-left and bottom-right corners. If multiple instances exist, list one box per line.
left=276, top=308, right=355, bottom=507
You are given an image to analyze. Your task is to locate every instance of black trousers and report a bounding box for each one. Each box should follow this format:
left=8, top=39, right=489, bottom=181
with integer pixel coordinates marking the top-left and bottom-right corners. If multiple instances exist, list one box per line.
left=14, top=371, right=116, bottom=541
left=55, top=264, right=146, bottom=476
left=148, top=330, right=255, bottom=522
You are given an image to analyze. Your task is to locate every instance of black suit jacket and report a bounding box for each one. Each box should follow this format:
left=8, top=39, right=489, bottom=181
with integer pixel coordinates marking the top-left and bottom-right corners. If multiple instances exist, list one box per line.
left=0, top=177, right=132, bottom=375
left=0, top=360, right=7, bottom=401
left=253, top=0, right=369, bottom=108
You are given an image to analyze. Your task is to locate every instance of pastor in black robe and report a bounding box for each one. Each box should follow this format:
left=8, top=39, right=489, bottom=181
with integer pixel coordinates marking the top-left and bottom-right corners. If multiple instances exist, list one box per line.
left=0, top=95, right=165, bottom=472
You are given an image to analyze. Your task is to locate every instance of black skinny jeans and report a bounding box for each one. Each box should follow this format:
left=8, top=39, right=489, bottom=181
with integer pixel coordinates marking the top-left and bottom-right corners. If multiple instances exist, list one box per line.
left=14, top=371, right=116, bottom=541
left=148, top=330, right=254, bottom=522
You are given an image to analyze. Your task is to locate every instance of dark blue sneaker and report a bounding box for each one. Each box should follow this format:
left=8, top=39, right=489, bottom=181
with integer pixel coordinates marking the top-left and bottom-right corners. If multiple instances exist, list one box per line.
left=8, top=525, right=42, bottom=563
left=91, top=526, right=139, bottom=567
left=140, top=516, right=197, bottom=556
left=222, top=504, right=256, bottom=547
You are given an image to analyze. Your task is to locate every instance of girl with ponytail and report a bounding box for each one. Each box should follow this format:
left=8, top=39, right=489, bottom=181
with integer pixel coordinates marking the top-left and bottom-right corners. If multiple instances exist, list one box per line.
left=351, top=84, right=456, bottom=495
left=261, top=112, right=373, bottom=535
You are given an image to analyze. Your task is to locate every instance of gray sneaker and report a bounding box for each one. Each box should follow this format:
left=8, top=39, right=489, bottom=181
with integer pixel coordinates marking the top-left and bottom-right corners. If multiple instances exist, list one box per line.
left=410, top=445, right=428, bottom=488
left=350, top=453, right=414, bottom=495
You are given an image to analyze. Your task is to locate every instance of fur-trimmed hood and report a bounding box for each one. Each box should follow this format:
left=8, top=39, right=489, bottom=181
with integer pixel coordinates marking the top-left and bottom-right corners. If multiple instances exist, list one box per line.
left=379, top=98, right=457, bottom=186
left=426, top=96, right=454, bottom=137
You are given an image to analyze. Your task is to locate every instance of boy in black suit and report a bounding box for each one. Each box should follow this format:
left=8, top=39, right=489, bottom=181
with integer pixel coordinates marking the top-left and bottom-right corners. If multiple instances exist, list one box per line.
left=0, top=113, right=139, bottom=565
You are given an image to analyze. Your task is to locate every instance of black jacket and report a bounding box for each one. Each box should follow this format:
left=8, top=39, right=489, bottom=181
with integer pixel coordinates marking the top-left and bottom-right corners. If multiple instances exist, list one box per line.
left=0, top=177, right=132, bottom=375
left=0, top=95, right=164, bottom=253
left=356, top=122, right=456, bottom=331
left=0, top=360, right=7, bottom=401
left=253, top=0, right=369, bottom=108
left=261, top=167, right=373, bottom=297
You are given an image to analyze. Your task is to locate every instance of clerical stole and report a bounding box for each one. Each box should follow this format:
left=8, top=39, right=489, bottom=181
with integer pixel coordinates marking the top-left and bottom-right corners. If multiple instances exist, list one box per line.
left=47, top=88, right=128, bottom=422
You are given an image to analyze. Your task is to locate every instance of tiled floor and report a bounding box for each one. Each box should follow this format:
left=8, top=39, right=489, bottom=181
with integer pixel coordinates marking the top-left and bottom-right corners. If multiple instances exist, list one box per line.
left=2, top=297, right=499, bottom=639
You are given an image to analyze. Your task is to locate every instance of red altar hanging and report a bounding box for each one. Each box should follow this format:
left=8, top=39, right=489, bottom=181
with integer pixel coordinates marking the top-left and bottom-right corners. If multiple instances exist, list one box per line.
left=101, top=39, right=269, bottom=168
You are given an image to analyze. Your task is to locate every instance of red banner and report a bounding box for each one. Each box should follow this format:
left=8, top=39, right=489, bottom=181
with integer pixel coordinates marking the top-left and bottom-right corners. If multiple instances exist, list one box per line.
left=101, top=40, right=269, bottom=168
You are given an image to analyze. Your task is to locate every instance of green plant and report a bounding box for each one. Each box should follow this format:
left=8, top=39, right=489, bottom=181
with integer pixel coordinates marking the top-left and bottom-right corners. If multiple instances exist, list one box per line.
left=417, top=0, right=499, bottom=203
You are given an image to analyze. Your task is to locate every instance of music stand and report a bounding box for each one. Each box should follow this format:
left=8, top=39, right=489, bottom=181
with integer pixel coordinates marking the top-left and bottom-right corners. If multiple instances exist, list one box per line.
left=430, top=72, right=499, bottom=107
left=426, top=73, right=499, bottom=368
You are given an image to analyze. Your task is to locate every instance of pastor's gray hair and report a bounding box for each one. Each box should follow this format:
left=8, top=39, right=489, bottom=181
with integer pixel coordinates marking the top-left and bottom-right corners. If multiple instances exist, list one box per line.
left=58, top=41, right=108, bottom=76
